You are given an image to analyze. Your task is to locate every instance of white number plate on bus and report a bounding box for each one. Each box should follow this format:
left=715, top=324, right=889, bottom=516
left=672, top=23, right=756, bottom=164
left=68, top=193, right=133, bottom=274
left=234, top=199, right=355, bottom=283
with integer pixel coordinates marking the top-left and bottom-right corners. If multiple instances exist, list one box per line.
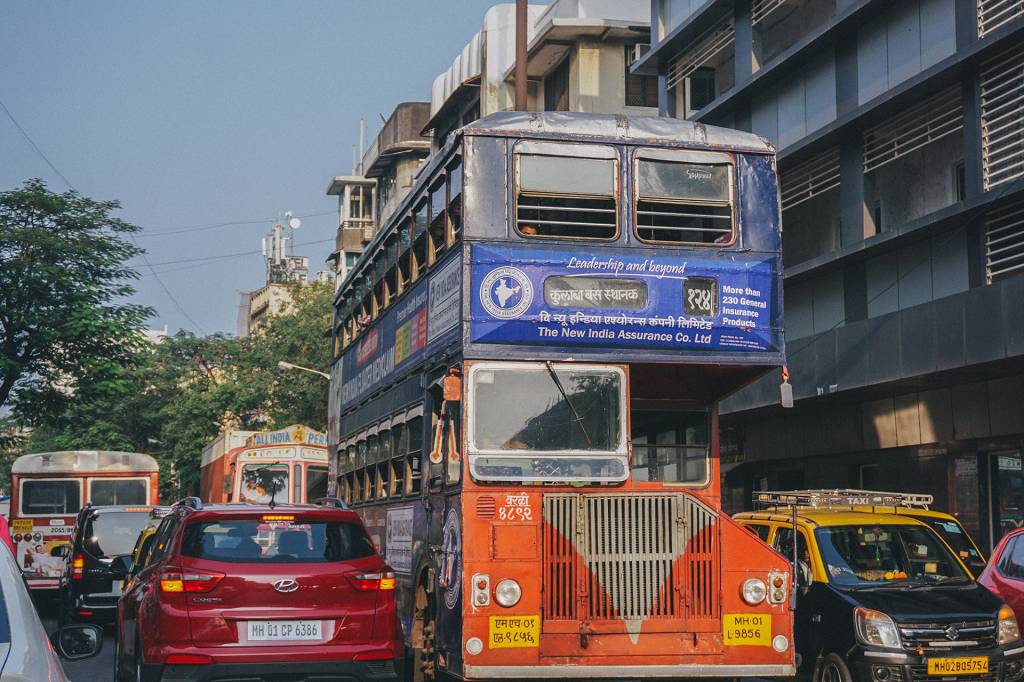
left=247, top=620, right=321, bottom=641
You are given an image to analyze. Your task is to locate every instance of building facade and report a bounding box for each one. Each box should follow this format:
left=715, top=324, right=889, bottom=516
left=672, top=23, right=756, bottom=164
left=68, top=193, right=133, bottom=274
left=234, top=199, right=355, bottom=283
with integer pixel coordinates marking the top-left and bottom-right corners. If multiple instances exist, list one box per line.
left=637, top=0, right=1024, bottom=551
left=325, top=103, right=432, bottom=289
left=425, top=0, right=658, bottom=147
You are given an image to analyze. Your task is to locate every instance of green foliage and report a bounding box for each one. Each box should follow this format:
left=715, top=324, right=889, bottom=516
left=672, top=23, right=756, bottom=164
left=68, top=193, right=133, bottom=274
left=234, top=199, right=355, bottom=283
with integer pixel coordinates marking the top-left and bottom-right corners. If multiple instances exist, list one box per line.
left=0, top=178, right=153, bottom=413
left=20, top=282, right=333, bottom=502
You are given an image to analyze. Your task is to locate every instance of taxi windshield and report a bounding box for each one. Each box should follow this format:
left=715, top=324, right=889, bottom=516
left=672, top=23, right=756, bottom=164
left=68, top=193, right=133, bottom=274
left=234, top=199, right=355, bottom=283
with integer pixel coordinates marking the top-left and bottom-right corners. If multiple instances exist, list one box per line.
left=815, top=523, right=969, bottom=587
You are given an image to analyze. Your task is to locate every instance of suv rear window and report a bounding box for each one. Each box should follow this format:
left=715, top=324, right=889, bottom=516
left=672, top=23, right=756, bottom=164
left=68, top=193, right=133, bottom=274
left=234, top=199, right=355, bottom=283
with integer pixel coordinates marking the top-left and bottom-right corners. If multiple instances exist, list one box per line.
left=181, top=519, right=376, bottom=563
left=83, top=511, right=152, bottom=558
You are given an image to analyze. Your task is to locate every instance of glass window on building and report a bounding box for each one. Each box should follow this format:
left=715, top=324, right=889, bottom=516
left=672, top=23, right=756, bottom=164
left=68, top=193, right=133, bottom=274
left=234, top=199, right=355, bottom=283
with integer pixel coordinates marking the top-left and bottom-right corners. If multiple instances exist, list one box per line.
left=625, top=46, right=658, bottom=108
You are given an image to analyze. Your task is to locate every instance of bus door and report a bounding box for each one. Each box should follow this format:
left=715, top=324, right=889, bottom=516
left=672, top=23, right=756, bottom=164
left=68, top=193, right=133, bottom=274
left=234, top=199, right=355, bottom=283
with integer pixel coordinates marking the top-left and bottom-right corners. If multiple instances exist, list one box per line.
left=11, top=476, right=81, bottom=588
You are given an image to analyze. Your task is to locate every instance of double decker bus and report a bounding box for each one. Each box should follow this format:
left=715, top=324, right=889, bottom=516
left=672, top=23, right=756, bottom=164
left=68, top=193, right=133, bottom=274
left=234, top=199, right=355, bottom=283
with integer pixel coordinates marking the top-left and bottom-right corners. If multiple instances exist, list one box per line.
left=329, top=112, right=791, bottom=680
left=200, top=424, right=330, bottom=504
left=9, top=450, right=158, bottom=590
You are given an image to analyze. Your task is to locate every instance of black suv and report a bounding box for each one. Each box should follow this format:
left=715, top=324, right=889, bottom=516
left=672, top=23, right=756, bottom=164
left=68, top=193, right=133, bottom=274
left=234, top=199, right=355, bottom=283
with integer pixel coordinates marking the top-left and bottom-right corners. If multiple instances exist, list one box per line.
left=59, top=504, right=157, bottom=624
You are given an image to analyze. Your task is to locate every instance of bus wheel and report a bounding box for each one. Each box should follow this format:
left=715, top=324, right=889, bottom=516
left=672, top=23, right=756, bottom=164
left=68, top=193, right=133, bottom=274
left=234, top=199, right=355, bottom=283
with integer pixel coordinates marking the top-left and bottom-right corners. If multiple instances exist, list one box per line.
left=410, top=585, right=437, bottom=682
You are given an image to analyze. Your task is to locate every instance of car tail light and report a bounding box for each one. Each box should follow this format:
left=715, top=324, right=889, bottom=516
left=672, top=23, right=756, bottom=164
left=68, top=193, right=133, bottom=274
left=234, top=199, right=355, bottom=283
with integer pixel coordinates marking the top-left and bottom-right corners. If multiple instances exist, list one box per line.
left=348, top=570, right=396, bottom=591
left=72, top=554, right=85, bottom=580
left=166, top=654, right=214, bottom=665
left=159, top=567, right=224, bottom=593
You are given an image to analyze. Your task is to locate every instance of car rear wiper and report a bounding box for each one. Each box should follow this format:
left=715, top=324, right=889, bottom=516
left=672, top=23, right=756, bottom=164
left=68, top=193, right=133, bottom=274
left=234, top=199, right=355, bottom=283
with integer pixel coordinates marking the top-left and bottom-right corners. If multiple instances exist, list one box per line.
left=545, top=361, right=592, bottom=446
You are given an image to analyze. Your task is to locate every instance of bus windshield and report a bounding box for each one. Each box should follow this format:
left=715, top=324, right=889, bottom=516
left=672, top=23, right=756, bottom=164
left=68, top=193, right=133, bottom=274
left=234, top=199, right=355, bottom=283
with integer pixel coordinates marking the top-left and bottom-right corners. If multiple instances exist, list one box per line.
left=469, top=364, right=626, bottom=482
left=240, top=464, right=289, bottom=504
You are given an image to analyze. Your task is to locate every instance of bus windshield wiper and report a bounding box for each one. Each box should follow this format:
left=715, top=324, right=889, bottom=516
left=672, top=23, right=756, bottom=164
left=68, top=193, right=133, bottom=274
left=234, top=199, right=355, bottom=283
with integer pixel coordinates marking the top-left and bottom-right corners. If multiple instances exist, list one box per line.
left=545, top=361, right=592, bottom=447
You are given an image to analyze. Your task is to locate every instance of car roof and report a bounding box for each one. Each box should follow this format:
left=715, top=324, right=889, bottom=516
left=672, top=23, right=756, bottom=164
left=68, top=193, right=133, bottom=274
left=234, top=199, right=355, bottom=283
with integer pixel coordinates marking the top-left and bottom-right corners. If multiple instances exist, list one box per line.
left=734, top=508, right=932, bottom=528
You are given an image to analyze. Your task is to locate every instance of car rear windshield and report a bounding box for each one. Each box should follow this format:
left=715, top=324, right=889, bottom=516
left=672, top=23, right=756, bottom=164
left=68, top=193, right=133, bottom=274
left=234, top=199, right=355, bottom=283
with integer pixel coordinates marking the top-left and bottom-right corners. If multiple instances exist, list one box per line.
left=180, top=519, right=376, bottom=563
left=83, top=511, right=152, bottom=558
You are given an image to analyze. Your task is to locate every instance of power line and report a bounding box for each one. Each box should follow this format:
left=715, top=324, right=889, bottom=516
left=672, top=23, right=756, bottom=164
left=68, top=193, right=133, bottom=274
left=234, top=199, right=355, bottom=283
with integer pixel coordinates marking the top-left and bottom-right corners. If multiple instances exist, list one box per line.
left=0, top=96, right=206, bottom=334
left=137, top=210, right=335, bottom=238
left=143, top=237, right=336, bottom=268
left=0, top=97, right=76, bottom=191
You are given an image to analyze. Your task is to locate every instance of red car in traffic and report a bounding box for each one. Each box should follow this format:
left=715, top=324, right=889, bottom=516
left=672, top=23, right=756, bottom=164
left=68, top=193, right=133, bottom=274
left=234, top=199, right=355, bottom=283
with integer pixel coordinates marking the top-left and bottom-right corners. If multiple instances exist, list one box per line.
left=980, top=528, right=1024, bottom=627
left=114, top=497, right=401, bottom=682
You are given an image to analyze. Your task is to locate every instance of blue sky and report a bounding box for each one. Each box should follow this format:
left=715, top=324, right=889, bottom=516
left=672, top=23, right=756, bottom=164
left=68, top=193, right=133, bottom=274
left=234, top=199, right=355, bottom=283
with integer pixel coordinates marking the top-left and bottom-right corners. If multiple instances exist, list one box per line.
left=0, top=1, right=498, bottom=334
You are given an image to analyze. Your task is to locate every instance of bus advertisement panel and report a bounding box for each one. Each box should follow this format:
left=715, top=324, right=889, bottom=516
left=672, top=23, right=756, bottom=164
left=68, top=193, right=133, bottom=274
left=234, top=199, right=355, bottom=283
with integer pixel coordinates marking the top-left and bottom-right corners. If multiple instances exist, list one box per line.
left=9, top=451, right=159, bottom=590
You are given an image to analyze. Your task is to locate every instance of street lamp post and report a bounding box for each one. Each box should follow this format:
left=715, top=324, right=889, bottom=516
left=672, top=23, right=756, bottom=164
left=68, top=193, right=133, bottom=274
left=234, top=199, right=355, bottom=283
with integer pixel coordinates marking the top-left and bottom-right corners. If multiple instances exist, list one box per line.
left=276, top=360, right=336, bottom=496
left=276, top=360, right=330, bottom=380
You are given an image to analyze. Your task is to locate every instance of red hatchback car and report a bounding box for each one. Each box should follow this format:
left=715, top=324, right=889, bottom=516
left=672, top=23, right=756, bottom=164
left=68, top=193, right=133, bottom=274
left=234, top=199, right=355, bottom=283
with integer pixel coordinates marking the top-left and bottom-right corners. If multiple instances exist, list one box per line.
left=981, top=528, right=1024, bottom=628
left=114, top=498, right=401, bottom=682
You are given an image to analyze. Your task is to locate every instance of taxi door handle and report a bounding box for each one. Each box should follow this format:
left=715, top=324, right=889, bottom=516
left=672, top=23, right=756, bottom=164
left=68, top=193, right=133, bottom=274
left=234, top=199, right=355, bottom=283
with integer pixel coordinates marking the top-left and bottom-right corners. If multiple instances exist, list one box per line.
left=812, top=614, right=822, bottom=623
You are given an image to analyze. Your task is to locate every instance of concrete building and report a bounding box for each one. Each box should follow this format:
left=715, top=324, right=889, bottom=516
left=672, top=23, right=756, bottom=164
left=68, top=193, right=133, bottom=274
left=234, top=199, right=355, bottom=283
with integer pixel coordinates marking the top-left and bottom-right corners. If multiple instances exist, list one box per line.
left=326, top=175, right=376, bottom=289
left=637, top=0, right=1024, bottom=550
left=425, top=0, right=657, bottom=147
left=325, top=103, right=432, bottom=290
left=239, top=216, right=320, bottom=336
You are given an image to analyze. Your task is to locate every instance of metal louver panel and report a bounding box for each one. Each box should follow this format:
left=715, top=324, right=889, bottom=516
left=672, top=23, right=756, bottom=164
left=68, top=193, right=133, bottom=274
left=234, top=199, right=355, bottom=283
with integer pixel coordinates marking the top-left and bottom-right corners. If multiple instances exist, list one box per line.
left=978, top=0, right=1024, bottom=38
left=986, top=199, right=1024, bottom=282
left=863, top=86, right=964, bottom=174
left=542, top=493, right=719, bottom=623
left=752, top=0, right=789, bottom=26
left=666, top=16, right=735, bottom=91
left=980, top=45, right=1024, bottom=190
left=780, top=147, right=840, bottom=211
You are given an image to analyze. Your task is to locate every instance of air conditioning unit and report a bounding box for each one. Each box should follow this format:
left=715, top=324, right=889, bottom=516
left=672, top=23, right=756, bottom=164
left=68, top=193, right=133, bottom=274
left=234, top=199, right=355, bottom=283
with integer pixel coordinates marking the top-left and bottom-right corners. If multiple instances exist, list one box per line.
left=629, top=43, right=650, bottom=66
left=362, top=226, right=375, bottom=243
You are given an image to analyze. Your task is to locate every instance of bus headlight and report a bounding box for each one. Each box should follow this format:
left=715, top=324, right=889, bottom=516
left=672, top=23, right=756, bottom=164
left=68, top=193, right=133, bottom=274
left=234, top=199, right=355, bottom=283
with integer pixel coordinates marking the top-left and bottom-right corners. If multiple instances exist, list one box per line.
left=741, top=578, right=767, bottom=605
left=999, top=604, right=1021, bottom=645
left=495, top=579, right=522, bottom=607
left=855, top=607, right=901, bottom=649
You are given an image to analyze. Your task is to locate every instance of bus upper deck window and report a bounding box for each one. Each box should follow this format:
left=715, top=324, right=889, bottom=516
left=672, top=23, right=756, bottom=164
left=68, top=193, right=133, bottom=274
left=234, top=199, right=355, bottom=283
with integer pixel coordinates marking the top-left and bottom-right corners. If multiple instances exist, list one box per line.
left=412, top=200, right=429, bottom=279
left=429, top=180, right=447, bottom=263
left=447, top=158, right=462, bottom=244
left=635, top=152, right=734, bottom=245
left=516, top=153, right=617, bottom=240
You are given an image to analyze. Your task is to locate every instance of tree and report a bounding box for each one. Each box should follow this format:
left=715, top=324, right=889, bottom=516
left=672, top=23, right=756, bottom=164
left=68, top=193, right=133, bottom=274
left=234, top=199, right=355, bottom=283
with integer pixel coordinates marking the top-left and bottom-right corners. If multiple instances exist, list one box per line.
left=0, top=179, right=153, bottom=414
left=21, top=281, right=333, bottom=501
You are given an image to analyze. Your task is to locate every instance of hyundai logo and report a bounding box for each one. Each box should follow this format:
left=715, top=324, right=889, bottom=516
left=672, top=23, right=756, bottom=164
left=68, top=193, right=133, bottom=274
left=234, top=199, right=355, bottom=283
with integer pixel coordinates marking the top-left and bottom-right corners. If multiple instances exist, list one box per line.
left=944, top=625, right=960, bottom=641
left=272, top=578, right=299, bottom=593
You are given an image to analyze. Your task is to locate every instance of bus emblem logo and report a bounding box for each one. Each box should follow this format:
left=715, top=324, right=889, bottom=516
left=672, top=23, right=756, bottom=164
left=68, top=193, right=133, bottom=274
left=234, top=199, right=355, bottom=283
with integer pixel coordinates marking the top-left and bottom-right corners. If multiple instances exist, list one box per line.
left=480, top=267, right=533, bottom=320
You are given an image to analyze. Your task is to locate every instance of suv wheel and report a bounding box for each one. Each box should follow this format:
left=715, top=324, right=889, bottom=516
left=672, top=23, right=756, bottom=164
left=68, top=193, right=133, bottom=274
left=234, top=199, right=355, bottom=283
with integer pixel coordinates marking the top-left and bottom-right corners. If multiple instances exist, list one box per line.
left=817, top=653, right=853, bottom=682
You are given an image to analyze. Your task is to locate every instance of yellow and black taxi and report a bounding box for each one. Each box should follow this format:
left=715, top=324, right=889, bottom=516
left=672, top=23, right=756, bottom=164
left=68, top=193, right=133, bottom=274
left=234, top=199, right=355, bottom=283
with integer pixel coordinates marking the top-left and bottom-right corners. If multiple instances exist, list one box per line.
left=735, top=491, right=1024, bottom=682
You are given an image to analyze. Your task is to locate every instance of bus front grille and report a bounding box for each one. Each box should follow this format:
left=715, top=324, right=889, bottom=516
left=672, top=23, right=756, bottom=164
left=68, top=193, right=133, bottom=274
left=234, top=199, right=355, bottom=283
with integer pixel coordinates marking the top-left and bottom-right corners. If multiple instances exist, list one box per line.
left=542, top=493, right=719, bottom=623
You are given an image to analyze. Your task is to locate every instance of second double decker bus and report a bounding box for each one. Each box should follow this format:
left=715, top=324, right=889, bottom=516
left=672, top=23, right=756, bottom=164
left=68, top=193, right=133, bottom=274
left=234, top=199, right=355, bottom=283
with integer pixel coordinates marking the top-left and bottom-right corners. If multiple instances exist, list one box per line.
left=330, top=112, right=790, bottom=681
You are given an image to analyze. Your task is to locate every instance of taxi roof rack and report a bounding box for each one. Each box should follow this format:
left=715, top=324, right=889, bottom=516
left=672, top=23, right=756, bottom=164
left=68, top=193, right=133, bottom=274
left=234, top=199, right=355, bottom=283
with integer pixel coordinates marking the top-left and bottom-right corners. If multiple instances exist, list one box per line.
left=752, top=489, right=934, bottom=511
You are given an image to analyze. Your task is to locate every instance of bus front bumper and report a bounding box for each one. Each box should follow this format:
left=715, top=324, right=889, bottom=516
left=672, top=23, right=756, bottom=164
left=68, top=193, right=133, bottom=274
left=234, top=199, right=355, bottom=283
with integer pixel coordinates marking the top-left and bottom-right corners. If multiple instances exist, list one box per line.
left=463, top=663, right=797, bottom=678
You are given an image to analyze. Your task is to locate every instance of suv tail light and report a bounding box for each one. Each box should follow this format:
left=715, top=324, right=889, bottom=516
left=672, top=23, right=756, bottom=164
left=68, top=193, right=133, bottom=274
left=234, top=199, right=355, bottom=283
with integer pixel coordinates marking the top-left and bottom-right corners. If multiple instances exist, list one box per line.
left=159, top=567, right=225, bottom=593
left=347, top=570, right=396, bottom=591
left=72, top=554, right=85, bottom=580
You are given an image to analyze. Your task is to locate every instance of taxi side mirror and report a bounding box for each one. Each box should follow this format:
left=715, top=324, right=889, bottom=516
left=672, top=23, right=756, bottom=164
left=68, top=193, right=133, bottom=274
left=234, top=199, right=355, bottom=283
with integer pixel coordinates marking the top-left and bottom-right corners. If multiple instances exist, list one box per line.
left=109, top=555, right=133, bottom=579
